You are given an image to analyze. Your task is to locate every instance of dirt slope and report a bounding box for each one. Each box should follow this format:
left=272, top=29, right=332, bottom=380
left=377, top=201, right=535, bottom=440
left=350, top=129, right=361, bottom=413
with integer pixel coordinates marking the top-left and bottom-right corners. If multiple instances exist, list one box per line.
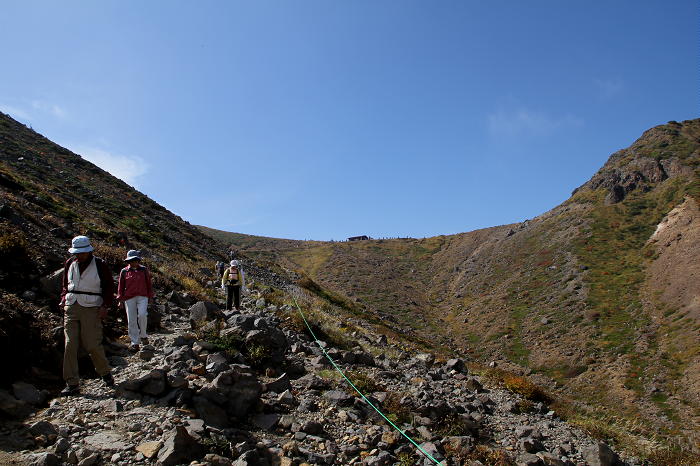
left=207, top=119, right=700, bottom=446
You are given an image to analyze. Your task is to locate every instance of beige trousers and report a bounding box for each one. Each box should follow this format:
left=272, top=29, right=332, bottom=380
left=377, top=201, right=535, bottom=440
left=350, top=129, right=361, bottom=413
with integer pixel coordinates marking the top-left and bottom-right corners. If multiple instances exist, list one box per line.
left=63, top=303, right=111, bottom=385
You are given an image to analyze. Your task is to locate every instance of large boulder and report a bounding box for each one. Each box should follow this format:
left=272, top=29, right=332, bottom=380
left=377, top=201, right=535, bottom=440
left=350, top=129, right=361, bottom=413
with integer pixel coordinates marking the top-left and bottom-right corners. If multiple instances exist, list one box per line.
left=166, top=291, right=194, bottom=308
left=192, top=396, right=230, bottom=429
left=26, top=452, right=60, bottom=466
left=12, top=382, right=46, bottom=405
left=227, top=314, right=257, bottom=331
left=39, top=269, right=63, bottom=299
left=147, top=304, right=163, bottom=330
left=245, top=327, right=288, bottom=361
left=265, top=373, right=292, bottom=394
left=157, top=426, right=206, bottom=466
left=582, top=442, right=620, bottom=466
left=120, top=369, right=167, bottom=396
left=323, top=390, right=354, bottom=407
left=189, top=301, right=221, bottom=323
left=0, top=389, right=31, bottom=418
left=444, top=358, right=467, bottom=374
left=411, top=353, right=435, bottom=367
left=197, top=369, right=263, bottom=422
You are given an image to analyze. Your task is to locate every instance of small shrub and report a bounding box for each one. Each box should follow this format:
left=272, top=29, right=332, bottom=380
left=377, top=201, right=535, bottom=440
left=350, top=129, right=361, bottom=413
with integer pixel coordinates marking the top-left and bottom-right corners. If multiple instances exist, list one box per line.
left=395, top=452, right=417, bottom=465
left=645, top=447, right=700, bottom=466
left=435, top=412, right=472, bottom=437
left=382, top=392, right=412, bottom=425
left=463, top=445, right=514, bottom=465
left=513, top=399, right=536, bottom=414
left=0, top=229, right=31, bottom=263
left=245, top=343, right=271, bottom=367
left=0, top=228, right=37, bottom=290
left=201, top=433, right=233, bottom=457
left=316, top=369, right=340, bottom=381
left=207, top=332, right=243, bottom=357
left=93, top=244, right=125, bottom=269
left=503, top=374, right=552, bottom=403
left=346, top=370, right=384, bottom=395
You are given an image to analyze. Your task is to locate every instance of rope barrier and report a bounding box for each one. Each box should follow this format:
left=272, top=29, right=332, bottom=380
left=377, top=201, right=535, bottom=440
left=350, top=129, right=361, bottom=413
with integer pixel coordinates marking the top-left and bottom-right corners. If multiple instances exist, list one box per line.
left=291, top=296, right=445, bottom=465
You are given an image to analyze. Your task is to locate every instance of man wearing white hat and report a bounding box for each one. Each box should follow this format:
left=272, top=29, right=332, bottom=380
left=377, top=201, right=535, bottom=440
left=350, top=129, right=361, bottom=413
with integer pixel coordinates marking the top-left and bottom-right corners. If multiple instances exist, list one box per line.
left=59, top=235, right=115, bottom=395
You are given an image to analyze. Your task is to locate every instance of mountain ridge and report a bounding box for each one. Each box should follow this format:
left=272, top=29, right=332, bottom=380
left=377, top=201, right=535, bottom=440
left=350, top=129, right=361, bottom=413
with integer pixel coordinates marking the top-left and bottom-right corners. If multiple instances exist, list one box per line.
left=203, top=119, right=700, bottom=447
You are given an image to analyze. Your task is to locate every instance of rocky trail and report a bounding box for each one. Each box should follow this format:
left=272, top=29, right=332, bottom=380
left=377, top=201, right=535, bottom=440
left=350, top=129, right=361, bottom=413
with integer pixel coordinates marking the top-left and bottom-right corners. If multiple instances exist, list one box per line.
left=0, top=283, right=633, bottom=466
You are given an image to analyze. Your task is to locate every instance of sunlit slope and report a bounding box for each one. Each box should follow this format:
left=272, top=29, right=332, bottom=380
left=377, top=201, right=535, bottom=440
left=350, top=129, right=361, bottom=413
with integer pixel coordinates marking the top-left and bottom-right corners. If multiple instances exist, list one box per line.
left=203, top=119, right=700, bottom=436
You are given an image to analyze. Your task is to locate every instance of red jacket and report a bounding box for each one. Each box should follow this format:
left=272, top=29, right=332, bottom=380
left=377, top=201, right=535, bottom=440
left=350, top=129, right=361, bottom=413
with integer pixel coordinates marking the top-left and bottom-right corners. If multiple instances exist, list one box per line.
left=116, top=265, right=154, bottom=301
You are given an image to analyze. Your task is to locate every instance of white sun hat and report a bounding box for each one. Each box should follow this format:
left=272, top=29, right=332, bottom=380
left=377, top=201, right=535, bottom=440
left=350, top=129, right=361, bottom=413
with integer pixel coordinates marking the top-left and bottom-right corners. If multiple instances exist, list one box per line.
left=68, top=235, right=94, bottom=254
left=125, top=250, right=142, bottom=261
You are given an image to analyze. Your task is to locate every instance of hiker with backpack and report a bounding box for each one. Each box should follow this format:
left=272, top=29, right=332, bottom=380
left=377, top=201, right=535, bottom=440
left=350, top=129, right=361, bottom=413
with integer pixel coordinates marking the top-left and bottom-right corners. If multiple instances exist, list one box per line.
left=59, top=235, right=115, bottom=395
left=216, top=260, right=225, bottom=278
left=116, top=250, right=154, bottom=352
left=221, top=259, right=246, bottom=311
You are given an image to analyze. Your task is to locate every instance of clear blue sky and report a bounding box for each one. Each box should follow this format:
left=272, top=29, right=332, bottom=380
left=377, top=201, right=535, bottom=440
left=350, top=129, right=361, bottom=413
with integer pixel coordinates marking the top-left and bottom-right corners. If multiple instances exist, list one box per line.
left=1, top=1, right=697, bottom=240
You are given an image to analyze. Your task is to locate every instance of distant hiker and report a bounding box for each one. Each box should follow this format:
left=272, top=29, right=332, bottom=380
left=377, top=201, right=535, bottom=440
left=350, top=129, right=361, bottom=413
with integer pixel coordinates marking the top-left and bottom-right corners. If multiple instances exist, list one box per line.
left=216, top=260, right=225, bottom=278
left=222, top=259, right=246, bottom=311
left=116, top=250, right=154, bottom=352
left=59, top=235, right=115, bottom=396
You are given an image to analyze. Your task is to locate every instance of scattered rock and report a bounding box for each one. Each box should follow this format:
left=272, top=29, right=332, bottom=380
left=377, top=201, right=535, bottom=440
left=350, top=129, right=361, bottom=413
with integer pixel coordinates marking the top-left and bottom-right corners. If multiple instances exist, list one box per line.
left=582, top=441, right=620, bottom=466
left=135, top=440, right=163, bottom=458
left=157, top=425, right=206, bottom=466
left=82, top=431, right=130, bottom=451
left=189, top=301, right=221, bottom=323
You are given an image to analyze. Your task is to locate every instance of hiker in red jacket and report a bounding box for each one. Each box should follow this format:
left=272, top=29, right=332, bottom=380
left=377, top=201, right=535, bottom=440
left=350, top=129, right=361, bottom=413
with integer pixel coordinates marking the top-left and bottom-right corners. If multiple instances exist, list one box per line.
left=116, top=250, right=154, bottom=352
left=60, top=235, right=115, bottom=396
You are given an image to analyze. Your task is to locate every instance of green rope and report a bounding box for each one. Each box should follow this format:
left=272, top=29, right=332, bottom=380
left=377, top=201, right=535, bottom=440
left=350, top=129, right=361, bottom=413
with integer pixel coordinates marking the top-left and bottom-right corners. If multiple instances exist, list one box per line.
left=291, top=296, right=445, bottom=465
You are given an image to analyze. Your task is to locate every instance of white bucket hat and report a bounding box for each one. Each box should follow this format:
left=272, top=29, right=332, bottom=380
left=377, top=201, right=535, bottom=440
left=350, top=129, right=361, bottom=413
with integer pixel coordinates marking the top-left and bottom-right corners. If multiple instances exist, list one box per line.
left=125, top=250, right=142, bottom=262
left=230, top=260, right=239, bottom=266
left=68, top=235, right=94, bottom=254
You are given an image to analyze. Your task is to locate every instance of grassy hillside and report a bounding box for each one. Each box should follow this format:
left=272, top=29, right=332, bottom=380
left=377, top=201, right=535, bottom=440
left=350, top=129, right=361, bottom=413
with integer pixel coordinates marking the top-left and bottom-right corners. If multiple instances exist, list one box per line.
left=203, top=119, right=700, bottom=449
left=0, top=112, right=243, bottom=385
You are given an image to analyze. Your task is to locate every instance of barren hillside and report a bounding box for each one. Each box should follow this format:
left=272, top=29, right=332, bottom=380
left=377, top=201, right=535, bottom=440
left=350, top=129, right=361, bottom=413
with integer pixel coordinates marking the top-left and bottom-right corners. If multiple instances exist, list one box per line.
left=204, top=119, right=700, bottom=445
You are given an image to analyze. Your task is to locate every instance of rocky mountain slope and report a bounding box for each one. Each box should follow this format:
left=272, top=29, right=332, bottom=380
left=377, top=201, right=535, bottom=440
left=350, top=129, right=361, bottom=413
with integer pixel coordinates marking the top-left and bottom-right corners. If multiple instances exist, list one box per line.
left=201, top=119, right=700, bottom=456
left=1, top=109, right=698, bottom=464
left=1, top=287, right=637, bottom=466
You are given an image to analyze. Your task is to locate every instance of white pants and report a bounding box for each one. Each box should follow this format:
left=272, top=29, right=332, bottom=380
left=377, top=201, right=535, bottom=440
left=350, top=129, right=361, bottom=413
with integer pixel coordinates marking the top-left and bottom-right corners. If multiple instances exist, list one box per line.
left=124, top=296, right=148, bottom=345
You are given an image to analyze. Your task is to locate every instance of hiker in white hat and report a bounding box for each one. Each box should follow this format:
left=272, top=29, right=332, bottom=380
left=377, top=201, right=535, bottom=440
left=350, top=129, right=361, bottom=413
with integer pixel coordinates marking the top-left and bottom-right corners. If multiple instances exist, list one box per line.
left=116, top=250, right=154, bottom=352
left=221, top=259, right=246, bottom=311
left=59, top=235, right=115, bottom=395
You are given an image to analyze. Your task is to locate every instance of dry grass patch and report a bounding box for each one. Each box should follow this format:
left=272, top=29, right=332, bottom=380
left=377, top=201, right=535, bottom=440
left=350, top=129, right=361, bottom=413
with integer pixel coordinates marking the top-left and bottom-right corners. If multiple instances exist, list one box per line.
left=552, top=399, right=700, bottom=465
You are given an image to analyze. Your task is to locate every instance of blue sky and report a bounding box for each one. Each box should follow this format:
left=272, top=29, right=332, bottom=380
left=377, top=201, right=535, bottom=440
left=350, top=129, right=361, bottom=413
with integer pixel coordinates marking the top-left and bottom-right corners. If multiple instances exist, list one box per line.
left=1, top=1, right=697, bottom=240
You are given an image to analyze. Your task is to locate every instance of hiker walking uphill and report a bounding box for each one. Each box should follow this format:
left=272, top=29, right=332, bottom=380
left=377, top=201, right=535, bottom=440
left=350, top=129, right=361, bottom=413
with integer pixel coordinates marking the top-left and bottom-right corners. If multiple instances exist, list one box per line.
left=116, top=250, right=154, bottom=352
left=216, top=260, right=225, bottom=279
left=222, top=259, right=246, bottom=311
left=59, top=235, right=115, bottom=396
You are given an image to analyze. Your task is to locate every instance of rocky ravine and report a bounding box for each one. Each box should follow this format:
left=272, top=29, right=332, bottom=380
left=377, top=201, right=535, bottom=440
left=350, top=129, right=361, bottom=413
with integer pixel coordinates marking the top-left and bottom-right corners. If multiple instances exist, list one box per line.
left=0, top=285, right=631, bottom=466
